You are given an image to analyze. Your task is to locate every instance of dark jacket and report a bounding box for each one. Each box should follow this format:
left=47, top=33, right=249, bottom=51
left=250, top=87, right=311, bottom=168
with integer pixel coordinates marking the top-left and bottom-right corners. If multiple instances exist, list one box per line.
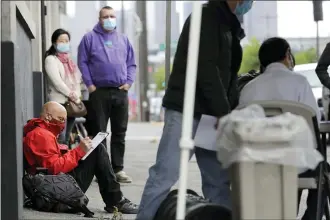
left=162, top=2, right=245, bottom=118
left=316, top=43, right=330, bottom=89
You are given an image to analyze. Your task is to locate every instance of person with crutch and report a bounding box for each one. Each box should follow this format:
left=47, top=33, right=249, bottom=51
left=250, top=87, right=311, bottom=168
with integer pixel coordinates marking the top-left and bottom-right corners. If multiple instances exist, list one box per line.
left=136, top=1, right=254, bottom=219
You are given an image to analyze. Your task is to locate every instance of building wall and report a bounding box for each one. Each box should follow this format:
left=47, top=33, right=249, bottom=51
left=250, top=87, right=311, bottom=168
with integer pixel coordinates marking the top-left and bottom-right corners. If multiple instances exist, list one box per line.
left=243, top=1, right=278, bottom=41
left=66, top=1, right=99, bottom=63
left=183, top=1, right=193, bottom=21
left=1, top=1, right=63, bottom=219
left=287, top=37, right=330, bottom=55
left=153, top=1, right=180, bottom=47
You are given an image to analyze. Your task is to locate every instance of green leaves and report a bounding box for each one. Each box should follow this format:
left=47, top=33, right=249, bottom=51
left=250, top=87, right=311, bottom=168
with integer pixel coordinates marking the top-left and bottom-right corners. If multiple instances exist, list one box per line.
left=239, top=37, right=261, bottom=75
left=294, top=48, right=317, bottom=65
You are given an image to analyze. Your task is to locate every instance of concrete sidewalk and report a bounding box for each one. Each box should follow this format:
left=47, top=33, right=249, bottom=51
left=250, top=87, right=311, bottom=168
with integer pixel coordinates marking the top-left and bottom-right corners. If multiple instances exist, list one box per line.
left=22, top=140, right=202, bottom=220
left=23, top=123, right=310, bottom=219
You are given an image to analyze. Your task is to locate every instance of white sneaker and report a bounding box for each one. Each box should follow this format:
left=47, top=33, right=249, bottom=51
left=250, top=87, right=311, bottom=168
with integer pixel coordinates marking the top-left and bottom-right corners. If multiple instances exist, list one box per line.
left=116, top=171, right=132, bottom=183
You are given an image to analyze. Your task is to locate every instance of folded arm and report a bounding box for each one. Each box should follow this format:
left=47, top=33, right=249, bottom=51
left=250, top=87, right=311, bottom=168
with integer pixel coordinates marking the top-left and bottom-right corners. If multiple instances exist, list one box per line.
left=45, top=56, right=72, bottom=97
left=316, top=43, right=330, bottom=89
left=190, top=9, right=231, bottom=117
left=126, top=38, right=137, bottom=85
left=78, top=35, right=94, bottom=87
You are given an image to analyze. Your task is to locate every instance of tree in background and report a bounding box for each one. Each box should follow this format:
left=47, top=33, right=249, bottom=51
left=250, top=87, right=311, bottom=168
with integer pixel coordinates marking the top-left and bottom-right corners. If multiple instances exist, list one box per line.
left=152, top=41, right=318, bottom=88
left=238, top=38, right=318, bottom=74
left=238, top=38, right=261, bottom=74
left=153, top=65, right=172, bottom=91
left=294, top=48, right=317, bottom=65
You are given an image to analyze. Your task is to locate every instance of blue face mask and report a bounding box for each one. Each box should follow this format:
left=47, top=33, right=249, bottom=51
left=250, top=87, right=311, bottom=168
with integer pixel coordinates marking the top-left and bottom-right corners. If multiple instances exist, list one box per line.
left=103, top=18, right=116, bottom=31
left=56, top=43, right=70, bottom=53
left=234, top=0, right=253, bottom=16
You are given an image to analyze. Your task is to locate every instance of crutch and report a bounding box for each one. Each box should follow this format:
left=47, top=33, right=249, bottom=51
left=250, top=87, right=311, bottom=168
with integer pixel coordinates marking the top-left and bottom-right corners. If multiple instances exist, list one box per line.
left=176, top=2, right=204, bottom=220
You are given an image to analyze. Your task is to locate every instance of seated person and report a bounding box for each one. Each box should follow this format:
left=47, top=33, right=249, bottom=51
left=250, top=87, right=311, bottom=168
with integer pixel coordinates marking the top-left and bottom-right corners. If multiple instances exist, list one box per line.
left=239, top=37, right=320, bottom=220
left=23, top=101, right=138, bottom=214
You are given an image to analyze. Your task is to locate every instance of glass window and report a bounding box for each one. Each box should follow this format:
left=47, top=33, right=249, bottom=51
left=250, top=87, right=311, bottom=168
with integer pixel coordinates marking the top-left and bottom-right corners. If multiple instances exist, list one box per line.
left=296, top=70, right=322, bottom=88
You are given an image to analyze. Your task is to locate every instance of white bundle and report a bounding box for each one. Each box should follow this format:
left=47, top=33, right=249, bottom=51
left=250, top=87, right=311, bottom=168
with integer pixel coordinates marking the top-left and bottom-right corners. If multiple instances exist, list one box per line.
left=217, top=105, right=323, bottom=172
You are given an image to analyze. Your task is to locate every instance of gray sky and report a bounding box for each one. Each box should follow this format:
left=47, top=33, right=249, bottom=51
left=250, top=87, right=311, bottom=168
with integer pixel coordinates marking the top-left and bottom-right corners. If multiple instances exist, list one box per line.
left=67, top=1, right=330, bottom=38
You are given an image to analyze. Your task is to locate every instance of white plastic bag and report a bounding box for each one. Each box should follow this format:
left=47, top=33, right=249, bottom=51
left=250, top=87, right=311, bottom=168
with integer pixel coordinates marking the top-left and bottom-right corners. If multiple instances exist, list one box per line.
left=217, top=105, right=323, bottom=173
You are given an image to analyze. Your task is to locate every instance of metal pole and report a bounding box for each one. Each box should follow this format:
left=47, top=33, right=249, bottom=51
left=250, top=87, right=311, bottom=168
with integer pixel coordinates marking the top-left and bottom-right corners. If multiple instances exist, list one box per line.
left=136, top=1, right=149, bottom=122
left=133, top=7, right=142, bottom=121
left=176, top=2, right=203, bottom=219
left=0, top=1, right=2, bottom=218
left=41, top=0, right=46, bottom=103
left=165, top=1, right=172, bottom=87
left=316, top=22, right=319, bottom=58
left=121, top=0, right=125, bottom=33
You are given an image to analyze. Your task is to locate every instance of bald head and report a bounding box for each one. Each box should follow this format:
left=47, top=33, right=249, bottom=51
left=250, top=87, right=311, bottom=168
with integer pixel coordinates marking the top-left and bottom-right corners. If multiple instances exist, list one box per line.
left=41, top=101, right=67, bottom=123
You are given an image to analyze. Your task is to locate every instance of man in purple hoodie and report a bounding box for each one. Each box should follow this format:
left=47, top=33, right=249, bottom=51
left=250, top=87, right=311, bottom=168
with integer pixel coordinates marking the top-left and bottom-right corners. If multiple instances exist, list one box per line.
left=78, top=6, right=136, bottom=183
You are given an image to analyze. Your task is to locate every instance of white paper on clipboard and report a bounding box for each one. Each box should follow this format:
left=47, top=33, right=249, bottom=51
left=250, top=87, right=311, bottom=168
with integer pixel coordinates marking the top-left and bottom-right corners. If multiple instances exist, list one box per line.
left=194, top=115, right=218, bottom=151
left=81, top=132, right=109, bottom=160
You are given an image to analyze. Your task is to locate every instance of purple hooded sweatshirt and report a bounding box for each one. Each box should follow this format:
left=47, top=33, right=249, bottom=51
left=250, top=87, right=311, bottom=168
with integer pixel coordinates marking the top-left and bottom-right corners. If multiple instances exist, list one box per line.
left=77, top=23, right=136, bottom=88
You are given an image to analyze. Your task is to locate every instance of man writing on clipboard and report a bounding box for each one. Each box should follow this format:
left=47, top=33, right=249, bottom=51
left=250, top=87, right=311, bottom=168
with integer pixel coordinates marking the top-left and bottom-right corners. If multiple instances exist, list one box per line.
left=23, top=101, right=138, bottom=214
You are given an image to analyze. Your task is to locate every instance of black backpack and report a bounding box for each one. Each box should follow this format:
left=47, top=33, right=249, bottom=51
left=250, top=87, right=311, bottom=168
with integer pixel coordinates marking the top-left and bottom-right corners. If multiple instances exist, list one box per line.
left=237, top=69, right=262, bottom=93
left=23, top=173, right=94, bottom=217
left=22, top=122, right=94, bottom=217
left=154, top=189, right=231, bottom=220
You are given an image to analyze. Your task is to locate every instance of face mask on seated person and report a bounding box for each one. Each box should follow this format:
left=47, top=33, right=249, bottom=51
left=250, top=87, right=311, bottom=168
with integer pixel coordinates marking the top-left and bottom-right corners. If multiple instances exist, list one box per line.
left=45, top=115, right=66, bottom=136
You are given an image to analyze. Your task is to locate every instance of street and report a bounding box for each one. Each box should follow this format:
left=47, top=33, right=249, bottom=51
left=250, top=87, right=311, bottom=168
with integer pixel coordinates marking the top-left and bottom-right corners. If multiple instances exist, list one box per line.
left=23, top=122, right=310, bottom=219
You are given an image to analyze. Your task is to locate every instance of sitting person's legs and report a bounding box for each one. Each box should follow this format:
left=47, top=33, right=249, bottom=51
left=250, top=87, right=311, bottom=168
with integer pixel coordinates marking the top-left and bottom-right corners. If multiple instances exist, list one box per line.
left=69, top=143, right=137, bottom=213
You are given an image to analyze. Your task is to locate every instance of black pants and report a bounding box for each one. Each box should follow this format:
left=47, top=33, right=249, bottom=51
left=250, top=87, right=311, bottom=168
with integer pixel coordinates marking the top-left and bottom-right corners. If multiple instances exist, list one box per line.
left=89, top=87, right=129, bottom=173
left=69, top=143, right=122, bottom=206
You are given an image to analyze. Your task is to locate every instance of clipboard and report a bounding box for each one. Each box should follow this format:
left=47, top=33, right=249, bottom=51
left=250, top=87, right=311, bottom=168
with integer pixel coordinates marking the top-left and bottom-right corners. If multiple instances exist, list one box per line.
left=81, top=132, right=109, bottom=160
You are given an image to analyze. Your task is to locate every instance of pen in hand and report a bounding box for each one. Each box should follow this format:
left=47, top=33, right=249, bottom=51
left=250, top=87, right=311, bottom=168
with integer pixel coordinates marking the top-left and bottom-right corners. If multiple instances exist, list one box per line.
left=77, top=134, right=93, bottom=153
left=77, top=133, right=83, bottom=140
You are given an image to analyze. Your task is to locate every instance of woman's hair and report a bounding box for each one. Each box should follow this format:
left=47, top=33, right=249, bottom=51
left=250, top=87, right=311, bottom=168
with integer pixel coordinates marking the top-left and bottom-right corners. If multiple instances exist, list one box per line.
left=45, top=28, right=71, bottom=58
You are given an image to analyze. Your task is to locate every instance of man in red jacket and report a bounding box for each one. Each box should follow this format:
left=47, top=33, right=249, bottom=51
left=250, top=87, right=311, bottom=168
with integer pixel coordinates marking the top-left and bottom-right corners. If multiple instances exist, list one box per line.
left=23, top=101, right=138, bottom=214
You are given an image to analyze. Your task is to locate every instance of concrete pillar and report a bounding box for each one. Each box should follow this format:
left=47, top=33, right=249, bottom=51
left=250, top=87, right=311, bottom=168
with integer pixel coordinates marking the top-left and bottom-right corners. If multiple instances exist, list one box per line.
left=1, top=1, right=62, bottom=219
left=30, top=1, right=42, bottom=72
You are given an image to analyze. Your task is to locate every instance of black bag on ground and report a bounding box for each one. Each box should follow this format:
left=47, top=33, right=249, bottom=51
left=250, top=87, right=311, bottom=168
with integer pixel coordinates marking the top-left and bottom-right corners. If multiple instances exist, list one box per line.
left=153, top=189, right=231, bottom=220
left=23, top=172, right=94, bottom=217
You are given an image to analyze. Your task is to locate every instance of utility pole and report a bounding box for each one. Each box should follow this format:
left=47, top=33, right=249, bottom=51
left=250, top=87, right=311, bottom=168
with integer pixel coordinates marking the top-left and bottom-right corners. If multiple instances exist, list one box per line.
left=316, top=21, right=320, bottom=59
left=165, top=1, right=172, bottom=87
left=313, top=0, right=323, bottom=59
left=136, top=1, right=149, bottom=122
left=121, top=1, right=125, bottom=33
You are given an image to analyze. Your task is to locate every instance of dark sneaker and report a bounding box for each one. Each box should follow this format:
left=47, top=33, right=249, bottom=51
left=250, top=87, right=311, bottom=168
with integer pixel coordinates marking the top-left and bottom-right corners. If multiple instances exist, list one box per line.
left=105, top=198, right=139, bottom=214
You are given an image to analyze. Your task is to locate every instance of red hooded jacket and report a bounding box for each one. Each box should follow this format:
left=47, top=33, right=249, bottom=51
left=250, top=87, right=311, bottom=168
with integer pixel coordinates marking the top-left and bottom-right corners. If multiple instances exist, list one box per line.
left=23, top=118, right=86, bottom=175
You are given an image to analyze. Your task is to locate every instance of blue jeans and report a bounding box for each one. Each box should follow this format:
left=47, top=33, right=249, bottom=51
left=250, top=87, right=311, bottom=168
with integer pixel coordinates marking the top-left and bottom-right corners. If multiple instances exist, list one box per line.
left=136, top=109, right=231, bottom=220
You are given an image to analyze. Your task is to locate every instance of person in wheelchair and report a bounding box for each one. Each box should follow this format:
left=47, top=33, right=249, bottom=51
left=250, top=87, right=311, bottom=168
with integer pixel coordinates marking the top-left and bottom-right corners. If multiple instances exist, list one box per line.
left=239, top=37, right=320, bottom=220
left=23, top=101, right=138, bottom=214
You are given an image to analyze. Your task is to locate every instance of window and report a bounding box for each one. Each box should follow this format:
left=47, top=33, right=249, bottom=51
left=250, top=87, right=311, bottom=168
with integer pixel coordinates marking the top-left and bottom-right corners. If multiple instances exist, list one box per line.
left=296, top=70, right=322, bottom=88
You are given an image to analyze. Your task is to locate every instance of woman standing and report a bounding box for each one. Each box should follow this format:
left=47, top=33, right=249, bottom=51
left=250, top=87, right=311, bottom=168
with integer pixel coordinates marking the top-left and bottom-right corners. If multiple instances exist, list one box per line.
left=44, top=28, right=82, bottom=146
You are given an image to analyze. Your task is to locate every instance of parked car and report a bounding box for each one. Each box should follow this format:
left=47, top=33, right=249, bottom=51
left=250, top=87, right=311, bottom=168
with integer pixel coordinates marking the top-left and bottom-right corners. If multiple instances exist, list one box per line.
left=294, top=63, right=325, bottom=119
